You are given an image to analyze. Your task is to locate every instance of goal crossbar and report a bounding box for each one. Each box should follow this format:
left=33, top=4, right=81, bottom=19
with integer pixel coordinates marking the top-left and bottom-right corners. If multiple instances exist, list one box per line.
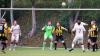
left=0, top=8, right=100, bottom=10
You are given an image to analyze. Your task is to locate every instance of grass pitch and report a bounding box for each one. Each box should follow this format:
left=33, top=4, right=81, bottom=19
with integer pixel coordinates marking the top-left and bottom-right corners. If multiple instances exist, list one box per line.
left=0, top=47, right=100, bottom=56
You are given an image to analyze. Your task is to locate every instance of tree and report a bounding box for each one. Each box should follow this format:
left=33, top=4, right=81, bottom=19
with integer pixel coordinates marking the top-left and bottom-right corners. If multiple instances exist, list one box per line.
left=0, top=0, right=10, bottom=8
left=13, top=0, right=32, bottom=8
left=0, top=0, right=10, bottom=19
left=28, top=0, right=36, bottom=37
left=67, top=0, right=82, bottom=30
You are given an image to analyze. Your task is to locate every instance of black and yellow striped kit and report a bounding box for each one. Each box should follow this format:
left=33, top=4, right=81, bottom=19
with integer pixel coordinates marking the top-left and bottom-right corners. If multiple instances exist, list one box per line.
left=88, top=25, right=98, bottom=37
left=0, top=23, right=9, bottom=37
left=53, top=26, right=65, bottom=36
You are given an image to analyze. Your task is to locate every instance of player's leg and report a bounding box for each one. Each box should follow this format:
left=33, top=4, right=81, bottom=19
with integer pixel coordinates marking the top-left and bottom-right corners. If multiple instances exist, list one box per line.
left=13, top=34, right=19, bottom=51
left=95, top=38, right=98, bottom=51
left=1, top=36, right=8, bottom=53
left=69, top=36, right=77, bottom=52
left=1, top=40, right=7, bottom=53
left=95, top=43, right=98, bottom=51
left=0, top=38, right=1, bottom=48
left=42, top=34, right=48, bottom=50
left=49, top=36, right=53, bottom=50
left=79, top=38, right=85, bottom=52
left=9, top=34, right=15, bottom=51
left=87, top=37, right=91, bottom=50
left=54, top=36, right=59, bottom=50
left=72, top=37, right=77, bottom=49
left=60, top=36, right=67, bottom=50
left=92, top=37, right=97, bottom=52
left=90, top=37, right=94, bottom=51
left=91, top=37, right=96, bottom=52
left=92, top=43, right=95, bottom=52
left=49, top=35, right=53, bottom=50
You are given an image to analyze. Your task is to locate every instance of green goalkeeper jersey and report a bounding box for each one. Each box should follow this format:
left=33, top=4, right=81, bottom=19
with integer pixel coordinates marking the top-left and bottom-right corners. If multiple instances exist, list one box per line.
left=42, top=25, right=54, bottom=35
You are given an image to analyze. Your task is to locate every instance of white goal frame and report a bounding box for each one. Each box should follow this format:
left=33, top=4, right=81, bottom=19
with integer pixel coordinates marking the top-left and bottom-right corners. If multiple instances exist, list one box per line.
left=0, top=8, right=100, bottom=10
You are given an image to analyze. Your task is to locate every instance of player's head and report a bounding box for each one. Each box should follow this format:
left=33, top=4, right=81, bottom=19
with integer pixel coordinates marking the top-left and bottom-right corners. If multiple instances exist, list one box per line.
left=48, top=20, right=51, bottom=25
left=13, top=20, right=17, bottom=25
left=56, top=22, right=60, bottom=26
left=77, top=19, right=81, bottom=25
left=91, top=20, right=96, bottom=25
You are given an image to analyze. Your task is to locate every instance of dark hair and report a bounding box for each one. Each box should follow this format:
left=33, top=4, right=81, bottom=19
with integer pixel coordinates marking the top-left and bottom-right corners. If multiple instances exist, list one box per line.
left=56, top=21, right=60, bottom=23
left=13, top=20, right=16, bottom=22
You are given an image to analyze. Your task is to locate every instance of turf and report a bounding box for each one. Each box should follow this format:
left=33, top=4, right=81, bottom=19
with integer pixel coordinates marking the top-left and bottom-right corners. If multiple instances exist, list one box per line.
left=0, top=47, right=100, bottom=56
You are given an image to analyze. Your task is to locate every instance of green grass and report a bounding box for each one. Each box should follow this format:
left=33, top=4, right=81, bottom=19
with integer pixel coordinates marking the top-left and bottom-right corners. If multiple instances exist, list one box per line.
left=0, top=47, right=100, bottom=56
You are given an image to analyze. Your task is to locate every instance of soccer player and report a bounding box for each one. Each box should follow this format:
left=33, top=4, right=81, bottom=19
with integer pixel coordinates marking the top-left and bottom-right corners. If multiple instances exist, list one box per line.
left=69, top=19, right=86, bottom=52
left=87, top=21, right=93, bottom=50
left=9, top=20, right=21, bottom=51
left=0, top=19, right=8, bottom=53
left=42, top=21, right=54, bottom=50
left=53, top=22, right=67, bottom=50
left=87, top=20, right=98, bottom=52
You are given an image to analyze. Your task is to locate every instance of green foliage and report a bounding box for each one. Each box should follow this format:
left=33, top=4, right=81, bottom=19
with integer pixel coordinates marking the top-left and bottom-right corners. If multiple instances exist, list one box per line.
left=34, top=0, right=100, bottom=8
left=14, top=0, right=32, bottom=8
left=0, top=0, right=10, bottom=8
left=34, top=0, right=64, bottom=8
left=57, top=11, right=71, bottom=27
left=81, top=0, right=100, bottom=8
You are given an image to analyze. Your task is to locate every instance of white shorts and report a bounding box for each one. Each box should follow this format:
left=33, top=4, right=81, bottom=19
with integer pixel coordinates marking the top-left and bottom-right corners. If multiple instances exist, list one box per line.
left=11, top=34, right=20, bottom=43
left=72, top=36, right=83, bottom=44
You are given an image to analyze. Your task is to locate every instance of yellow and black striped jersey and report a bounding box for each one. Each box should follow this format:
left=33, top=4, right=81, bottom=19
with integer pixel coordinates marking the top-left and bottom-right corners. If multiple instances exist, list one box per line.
left=88, top=24, right=98, bottom=37
left=0, top=23, right=10, bottom=37
left=53, top=26, right=65, bottom=36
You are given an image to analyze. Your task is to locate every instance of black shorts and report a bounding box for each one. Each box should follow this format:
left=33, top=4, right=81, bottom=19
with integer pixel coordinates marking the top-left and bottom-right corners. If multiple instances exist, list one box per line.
left=88, top=36, right=91, bottom=39
left=89, top=37, right=97, bottom=42
left=0, top=36, right=7, bottom=41
left=55, top=35, right=64, bottom=42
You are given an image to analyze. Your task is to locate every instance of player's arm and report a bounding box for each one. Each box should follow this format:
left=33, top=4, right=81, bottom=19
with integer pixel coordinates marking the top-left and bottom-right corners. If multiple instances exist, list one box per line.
left=52, top=27, right=55, bottom=33
left=81, top=22, right=88, bottom=26
left=10, top=26, right=13, bottom=33
left=71, top=31, right=75, bottom=37
left=92, top=25, right=97, bottom=30
left=19, top=25, right=21, bottom=36
left=42, top=26, right=46, bottom=31
left=89, top=25, right=96, bottom=31
left=4, top=23, right=8, bottom=29
left=8, top=27, right=11, bottom=33
left=97, top=27, right=99, bottom=37
left=61, top=27, right=68, bottom=31
left=72, top=27, right=76, bottom=36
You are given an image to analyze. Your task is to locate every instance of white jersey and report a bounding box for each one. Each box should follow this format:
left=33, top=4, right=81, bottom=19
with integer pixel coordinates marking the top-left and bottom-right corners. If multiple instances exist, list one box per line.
left=11, top=25, right=20, bottom=34
left=72, top=25, right=86, bottom=37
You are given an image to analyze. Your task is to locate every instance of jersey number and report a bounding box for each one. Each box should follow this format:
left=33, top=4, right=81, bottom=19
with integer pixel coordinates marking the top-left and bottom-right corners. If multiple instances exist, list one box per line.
left=79, top=29, right=81, bottom=33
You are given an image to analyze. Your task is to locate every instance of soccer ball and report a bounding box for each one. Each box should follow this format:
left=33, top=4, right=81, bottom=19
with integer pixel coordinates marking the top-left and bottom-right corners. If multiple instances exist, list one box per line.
left=62, top=2, right=66, bottom=7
